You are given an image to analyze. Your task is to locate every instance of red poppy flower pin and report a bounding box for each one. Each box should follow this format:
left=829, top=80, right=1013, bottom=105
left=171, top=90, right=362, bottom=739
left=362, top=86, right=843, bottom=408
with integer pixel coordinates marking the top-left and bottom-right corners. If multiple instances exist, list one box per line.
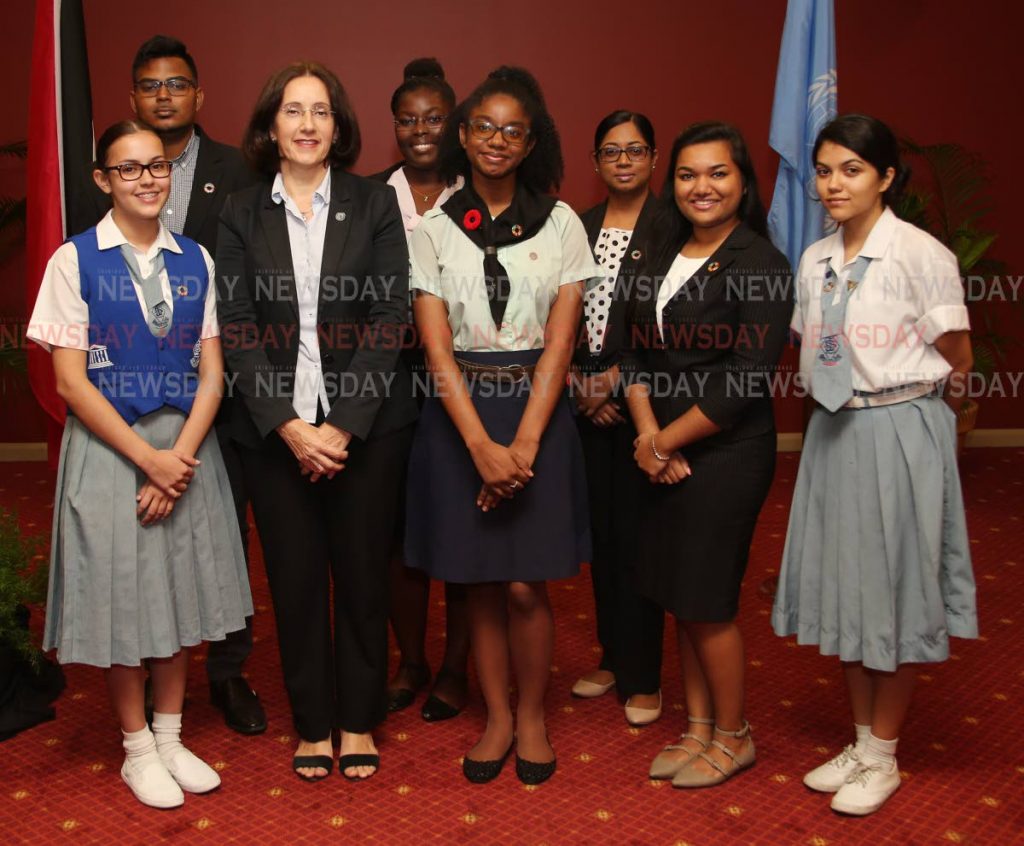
left=463, top=209, right=482, bottom=230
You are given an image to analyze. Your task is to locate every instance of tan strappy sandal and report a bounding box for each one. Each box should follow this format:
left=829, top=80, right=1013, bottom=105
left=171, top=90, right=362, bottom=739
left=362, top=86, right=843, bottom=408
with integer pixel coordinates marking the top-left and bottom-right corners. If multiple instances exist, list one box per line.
left=671, top=720, right=755, bottom=788
left=648, top=716, right=714, bottom=780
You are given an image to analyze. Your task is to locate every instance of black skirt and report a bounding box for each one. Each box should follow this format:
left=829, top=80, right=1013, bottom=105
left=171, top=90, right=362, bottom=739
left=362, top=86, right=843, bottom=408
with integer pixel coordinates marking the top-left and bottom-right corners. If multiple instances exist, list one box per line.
left=404, top=349, right=591, bottom=583
left=634, top=430, right=776, bottom=621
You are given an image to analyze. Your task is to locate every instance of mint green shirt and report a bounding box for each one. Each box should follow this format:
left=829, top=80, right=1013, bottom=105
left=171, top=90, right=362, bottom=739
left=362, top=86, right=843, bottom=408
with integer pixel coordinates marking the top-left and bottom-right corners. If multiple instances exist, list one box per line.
left=410, top=201, right=601, bottom=352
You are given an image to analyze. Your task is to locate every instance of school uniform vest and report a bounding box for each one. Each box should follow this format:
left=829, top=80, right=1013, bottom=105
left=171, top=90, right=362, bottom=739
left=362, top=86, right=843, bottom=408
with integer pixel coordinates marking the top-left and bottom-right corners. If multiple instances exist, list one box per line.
left=70, top=227, right=209, bottom=424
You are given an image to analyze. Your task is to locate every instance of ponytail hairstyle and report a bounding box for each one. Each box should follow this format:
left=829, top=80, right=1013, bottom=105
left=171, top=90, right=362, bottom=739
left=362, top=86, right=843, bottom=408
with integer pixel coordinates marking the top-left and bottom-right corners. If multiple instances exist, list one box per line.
left=389, top=57, right=456, bottom=114
left=592, top=109, right=656, bottom=153
left=94, top=119, right=156, bottom=169
left=438, top=65, right=563, bottom=193
left=812, top=113, right=910, bottom=209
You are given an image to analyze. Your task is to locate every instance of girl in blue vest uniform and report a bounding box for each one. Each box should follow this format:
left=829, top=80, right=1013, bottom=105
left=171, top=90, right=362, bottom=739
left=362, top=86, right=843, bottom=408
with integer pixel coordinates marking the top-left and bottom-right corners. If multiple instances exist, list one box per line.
left=27, top=121, right=252, bottom=809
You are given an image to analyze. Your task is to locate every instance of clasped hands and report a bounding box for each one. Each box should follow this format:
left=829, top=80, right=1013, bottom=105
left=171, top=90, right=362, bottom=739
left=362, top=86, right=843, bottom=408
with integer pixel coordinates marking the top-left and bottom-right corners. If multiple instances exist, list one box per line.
left=137, top=448, right=200, bottom=526
left=633, top=431, right=692, bottom=485
left=575, top=374, right=626, bottom=429
left=471, top=437, right=537, bottom=512
left=278, top=418, right=352, bottom=482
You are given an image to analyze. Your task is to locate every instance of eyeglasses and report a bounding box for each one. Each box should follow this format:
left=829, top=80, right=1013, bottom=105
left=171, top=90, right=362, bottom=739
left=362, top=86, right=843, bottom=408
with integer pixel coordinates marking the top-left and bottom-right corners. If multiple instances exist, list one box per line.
left=596, top=144, right=652, bottom=163
left=103, top=161, right=172, bottom=181
left=467, top=119, right=530, bottom=145
left=394, top=114, right=448, bottom=131
left=133, top=77, right=196, bottom=97
left=279, top=105, right=335, bottom=121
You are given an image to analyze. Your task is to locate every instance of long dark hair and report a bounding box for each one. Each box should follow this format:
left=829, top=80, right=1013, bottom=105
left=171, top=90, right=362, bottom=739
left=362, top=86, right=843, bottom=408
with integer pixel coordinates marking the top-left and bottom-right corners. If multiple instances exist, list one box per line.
left=813, top=113, right=910, bottom=208
left=242, top=61, right=361, bottom=176
left=438, top=66, right=563, bottom=193
left=660, top=121, right=767, bottom=239
left=389, top=57, right=455, bottom=115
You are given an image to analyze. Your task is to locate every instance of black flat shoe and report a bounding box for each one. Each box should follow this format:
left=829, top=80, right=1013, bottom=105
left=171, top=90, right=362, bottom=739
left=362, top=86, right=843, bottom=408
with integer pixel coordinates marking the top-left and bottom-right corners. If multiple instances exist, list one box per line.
left=387, top=664, right=431, bottom=713
left=210, top=677, right=267, bottom=735
left=463, top=741, right=514, bottom=784
left=515, top=753, right=556, bottom=785
left=292, top=755, right=333, bottom=782
left=421, top=669, right=467, bottom=722
left=338, top=753, right=380, bottom=781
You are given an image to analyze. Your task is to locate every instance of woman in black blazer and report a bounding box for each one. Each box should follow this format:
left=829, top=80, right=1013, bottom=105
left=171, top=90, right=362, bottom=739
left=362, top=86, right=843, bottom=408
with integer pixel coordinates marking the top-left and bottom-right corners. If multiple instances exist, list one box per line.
left=215, top=61, right=416, bottom=782
left=571, top=110, right=665, bottom=726
left=623, top=122, right=792, bottom=788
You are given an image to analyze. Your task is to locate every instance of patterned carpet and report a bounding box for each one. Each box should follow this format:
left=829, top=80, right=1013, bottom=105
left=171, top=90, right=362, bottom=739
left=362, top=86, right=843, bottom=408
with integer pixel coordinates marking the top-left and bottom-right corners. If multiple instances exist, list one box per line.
left=1, top=449, right=1021, bottom=845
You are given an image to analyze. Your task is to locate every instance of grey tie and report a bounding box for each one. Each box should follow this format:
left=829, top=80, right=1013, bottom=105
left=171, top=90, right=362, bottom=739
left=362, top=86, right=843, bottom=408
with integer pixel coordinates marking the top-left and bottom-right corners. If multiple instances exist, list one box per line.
left=120, top=245, right=170, bottom=337
left=812, top=254, right=873, bottom=412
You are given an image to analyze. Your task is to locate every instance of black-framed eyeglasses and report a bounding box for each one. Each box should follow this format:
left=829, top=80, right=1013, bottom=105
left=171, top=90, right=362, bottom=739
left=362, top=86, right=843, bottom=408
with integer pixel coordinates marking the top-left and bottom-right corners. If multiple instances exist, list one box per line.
left=133, top=77, right=196, bottom=97
left=278, top=105, right=335, bottom=121
left=467, top=119, right=530, bottom=145
left=103, top=161, right=172, bottom=181
left=596, top=144, right=652, bottom=163
left=394, top=114, right=448, bottom=131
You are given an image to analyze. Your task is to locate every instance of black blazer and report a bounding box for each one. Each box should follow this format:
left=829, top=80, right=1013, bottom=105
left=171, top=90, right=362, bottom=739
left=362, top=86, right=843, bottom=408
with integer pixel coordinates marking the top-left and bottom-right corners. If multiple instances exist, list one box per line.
left=215, top=168, right=417, bottom=448
left=623, top=222, right=794, bottom=443
left=575, top=193, right=665, bottom=377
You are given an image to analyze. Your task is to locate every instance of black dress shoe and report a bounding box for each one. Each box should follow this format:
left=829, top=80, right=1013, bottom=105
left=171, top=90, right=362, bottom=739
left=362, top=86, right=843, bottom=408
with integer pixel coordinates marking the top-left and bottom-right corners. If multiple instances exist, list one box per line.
left=421, top=669, right=466, bottom=722
left=463, top=741, right=513, bottom=784
left=515, top=753, right=556, bottom=785
left=209, top=677, right=267, bottom=735
left=386, top=664, right=431, bottom=713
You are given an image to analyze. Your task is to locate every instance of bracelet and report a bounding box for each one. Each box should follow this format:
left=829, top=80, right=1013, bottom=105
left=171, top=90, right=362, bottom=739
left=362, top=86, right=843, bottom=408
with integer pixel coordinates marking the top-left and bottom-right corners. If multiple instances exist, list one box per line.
left=650, top=434, right=670, bottom=462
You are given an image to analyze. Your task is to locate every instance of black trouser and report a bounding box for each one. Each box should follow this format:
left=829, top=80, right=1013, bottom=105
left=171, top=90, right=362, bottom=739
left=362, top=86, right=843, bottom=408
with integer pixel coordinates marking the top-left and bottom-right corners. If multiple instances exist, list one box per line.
left=206, top=425, right=253, bottom=683
left=577, top=413, right=664, bottom=698
left=241, top=425, right=413, bottom=740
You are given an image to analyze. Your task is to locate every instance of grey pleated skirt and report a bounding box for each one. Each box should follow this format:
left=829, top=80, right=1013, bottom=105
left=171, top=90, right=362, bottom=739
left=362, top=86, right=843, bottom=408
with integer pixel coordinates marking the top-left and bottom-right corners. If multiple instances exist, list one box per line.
left=771, top=396, right=978, bottom=671
left=43, top=407, right=253, bottom=667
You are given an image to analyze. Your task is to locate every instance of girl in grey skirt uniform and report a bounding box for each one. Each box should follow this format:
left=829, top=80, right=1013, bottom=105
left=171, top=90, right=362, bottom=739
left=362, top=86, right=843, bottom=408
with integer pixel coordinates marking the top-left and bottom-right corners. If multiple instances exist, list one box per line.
left=27, top=122, right=252, bottom=809
left=405, top=67, right=597, bottom=785
left=772, top=114, right=977, bottom=816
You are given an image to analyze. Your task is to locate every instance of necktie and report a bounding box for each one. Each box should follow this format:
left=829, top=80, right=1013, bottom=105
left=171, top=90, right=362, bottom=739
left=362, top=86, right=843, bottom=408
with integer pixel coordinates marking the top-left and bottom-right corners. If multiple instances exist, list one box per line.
left=812, top=254, right=873, bottom=412
left=120, top=245, right=170, bottom=337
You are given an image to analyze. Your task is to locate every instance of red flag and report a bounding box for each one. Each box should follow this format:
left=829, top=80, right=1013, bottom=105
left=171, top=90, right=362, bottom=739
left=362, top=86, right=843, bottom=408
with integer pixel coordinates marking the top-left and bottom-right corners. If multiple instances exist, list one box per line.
left=26, top=0, right=97, bottom=453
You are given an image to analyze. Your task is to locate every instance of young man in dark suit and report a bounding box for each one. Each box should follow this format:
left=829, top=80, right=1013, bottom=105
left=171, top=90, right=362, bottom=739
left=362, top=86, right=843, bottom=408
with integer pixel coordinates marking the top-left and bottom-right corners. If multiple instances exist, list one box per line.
left=129, top=35, right=266, bottom=735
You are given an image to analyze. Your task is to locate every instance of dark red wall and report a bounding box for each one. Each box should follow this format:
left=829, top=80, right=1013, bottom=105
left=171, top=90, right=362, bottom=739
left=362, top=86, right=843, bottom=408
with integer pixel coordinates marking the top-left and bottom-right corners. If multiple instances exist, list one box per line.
left=3, top=0, right=1021, bottom=438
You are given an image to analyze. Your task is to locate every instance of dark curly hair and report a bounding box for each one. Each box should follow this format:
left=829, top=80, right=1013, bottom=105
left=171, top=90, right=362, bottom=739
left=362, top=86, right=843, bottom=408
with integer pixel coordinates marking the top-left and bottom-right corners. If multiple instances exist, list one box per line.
left=438, top=66, right=563, bottom=193
left=813, top=113, right=910, bottom=208
left=242, top=61, right=361, bottom=176
left=660, top=121, right=768, bottom=239
left=389, top=57, right=455, bottom=115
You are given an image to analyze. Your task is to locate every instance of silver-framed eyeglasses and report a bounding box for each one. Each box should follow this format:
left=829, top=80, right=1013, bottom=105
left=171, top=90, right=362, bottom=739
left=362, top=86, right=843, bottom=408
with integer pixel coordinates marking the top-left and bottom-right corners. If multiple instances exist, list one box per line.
left=103, top=161, right=172, bottom=181
left=467, top=119, right=530, bottom=145
left=596, top=144, right=652, bottom=163
left=133, top=77, right=196, bottom=97
left=279, top=105, right=335, bottom=121
left=395, top=114, right=448, bottom=131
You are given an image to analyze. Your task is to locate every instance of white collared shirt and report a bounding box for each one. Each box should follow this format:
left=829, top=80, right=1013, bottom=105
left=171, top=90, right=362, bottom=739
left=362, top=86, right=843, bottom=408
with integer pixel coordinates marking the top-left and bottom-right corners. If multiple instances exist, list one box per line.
left=792, top=206, right=970, bottom=393
left=656, top=252, right=707, bottom=341
left=386, top=167, right=463, bottom=243
left=270, top=168, right=331, bottom=423
left=27, top=210, right=218, bottom=352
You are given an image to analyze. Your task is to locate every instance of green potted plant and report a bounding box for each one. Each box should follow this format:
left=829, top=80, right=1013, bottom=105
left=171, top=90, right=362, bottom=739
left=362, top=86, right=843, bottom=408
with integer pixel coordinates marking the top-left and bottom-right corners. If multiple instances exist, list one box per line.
left=895, top=140, right=1012, bottom=451
left=0, top=506, right=47, bottom=666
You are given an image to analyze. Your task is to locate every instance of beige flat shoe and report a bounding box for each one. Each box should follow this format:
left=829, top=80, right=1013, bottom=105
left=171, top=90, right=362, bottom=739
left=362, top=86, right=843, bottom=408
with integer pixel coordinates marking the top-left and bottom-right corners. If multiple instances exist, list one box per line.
left=649, top=716, right=714, bottom=779
left=571, top=674, right=616, bottom=698
left=672, top=721, right=755, bottom=788
left=625, top=690, right=662, bottom=726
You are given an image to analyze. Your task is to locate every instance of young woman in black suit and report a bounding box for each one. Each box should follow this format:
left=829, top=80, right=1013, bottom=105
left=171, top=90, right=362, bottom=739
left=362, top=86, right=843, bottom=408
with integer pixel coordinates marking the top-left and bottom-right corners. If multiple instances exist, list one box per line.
left=572, top=110, right=665, bottom=726
left=215, top=61, right=416, bottom=781
left=623, top=122, right=792, bottom=788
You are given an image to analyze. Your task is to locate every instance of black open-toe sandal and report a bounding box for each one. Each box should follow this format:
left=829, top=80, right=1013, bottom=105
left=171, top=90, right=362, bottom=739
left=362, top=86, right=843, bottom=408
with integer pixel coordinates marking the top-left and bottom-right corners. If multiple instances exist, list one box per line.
left=387, top=663, right=431, bottom=713
left=421, top=669, right=468, bottom=723
left=338, top=753, right=380, bottom=781
left=292, top=755, right=333, bottom=782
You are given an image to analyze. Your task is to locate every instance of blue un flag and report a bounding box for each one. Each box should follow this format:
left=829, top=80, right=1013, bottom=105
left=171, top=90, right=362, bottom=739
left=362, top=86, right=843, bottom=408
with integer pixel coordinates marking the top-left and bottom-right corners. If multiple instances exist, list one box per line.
left=767, top=0, right=838, bottom=270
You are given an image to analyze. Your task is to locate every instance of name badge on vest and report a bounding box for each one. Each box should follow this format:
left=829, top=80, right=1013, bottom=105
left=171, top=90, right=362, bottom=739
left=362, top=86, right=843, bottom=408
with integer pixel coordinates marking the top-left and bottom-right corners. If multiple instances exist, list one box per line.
left=88, top=344, right=114, bottom=370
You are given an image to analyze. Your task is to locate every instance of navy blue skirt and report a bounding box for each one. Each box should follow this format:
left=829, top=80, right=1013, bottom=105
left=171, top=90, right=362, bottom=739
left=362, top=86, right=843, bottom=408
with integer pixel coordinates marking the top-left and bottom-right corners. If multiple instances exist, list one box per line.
left=404, top=349, right=591, bottom=583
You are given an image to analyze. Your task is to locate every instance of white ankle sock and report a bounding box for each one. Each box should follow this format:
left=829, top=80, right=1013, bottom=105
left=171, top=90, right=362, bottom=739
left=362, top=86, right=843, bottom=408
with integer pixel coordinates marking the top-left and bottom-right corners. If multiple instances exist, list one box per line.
left=151, top=711, right=220, bottom=793
left=122, top=725, right=158, bottom=759
left=151, top=712, right=185, bottom=757
left=863, top=733, right=898, bottom=768
left=854, top=723, right=871, bottom=751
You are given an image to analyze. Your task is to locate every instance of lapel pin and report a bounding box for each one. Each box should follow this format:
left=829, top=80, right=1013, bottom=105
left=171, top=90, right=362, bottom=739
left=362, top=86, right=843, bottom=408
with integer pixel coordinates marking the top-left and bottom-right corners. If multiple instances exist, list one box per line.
left=203, top=182, right=215, bottom=194
left=847, top=279, right=858, bottom=292
left=336, top=211, right=346, bottom=222
left=631, top=249, right=642, bottom=260
left=177, top=285, right=188, bottom=296
left=511, top=224, right=523, bottom=237
left=707, top=261, right=720, bottom=272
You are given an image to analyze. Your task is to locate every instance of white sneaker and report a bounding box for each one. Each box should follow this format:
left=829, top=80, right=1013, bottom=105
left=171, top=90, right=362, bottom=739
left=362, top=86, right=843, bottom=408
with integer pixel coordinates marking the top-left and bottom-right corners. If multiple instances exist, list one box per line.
left=830, top=760, right=901, bottom=815
left=121, top=755, right=185, bottom=809
left=158, top=746, right=222, bottom=794
left=803, top=744, right=862, bottom=793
